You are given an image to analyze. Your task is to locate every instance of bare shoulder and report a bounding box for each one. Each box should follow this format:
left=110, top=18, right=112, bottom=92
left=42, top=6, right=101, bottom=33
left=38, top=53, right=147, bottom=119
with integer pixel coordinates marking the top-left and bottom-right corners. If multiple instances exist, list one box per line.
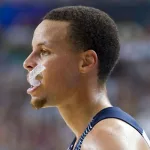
left=81, top=118, right=150, bottom=150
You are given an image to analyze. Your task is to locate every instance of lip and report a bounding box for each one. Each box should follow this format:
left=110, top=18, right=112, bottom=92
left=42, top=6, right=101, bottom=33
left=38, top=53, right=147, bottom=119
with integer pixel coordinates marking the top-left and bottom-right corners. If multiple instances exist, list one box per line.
left=27, top=85, right=40, bottom=94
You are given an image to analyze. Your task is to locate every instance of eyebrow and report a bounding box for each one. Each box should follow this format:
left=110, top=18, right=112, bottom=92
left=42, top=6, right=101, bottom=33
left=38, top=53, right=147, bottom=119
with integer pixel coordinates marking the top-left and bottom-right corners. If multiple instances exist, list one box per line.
left=32, top=41, right=49, bottom=48
left=37, top=41, right=48, bottom=46
left=32, top=41, right=54, bottom=53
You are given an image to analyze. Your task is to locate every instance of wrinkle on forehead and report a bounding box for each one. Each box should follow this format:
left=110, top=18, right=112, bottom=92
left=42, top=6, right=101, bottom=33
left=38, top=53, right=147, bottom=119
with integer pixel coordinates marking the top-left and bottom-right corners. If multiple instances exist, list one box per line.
left=32, top=20, right=70, bottom=47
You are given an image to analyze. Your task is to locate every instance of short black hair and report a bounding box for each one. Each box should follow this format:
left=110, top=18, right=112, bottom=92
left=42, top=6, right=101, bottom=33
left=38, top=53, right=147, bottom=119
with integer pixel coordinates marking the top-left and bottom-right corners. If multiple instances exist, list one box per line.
left=43, top=6, right=120, bottom=83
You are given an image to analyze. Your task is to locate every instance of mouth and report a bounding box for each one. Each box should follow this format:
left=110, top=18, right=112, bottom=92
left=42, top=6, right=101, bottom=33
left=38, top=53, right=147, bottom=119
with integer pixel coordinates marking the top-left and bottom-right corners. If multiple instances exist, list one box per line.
left=27, top=74, right=43, bottom=95
left=26, top=65, right=45, bottom=95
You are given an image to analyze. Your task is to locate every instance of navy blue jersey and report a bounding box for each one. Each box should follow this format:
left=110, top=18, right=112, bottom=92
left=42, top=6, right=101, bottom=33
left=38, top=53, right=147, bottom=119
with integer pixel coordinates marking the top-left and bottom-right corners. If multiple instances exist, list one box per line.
left=67, top=107, right=150, bottom=150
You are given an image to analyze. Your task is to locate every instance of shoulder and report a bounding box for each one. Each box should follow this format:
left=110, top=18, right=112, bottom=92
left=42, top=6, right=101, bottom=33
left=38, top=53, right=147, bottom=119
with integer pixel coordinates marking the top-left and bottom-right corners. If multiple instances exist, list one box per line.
left=82, top=118, right=143, bottom=150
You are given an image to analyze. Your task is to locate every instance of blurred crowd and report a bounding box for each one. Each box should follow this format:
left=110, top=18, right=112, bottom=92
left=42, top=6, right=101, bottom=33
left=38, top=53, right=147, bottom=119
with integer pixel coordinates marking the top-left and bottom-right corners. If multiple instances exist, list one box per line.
left=0, top=1, right=150, bottom=150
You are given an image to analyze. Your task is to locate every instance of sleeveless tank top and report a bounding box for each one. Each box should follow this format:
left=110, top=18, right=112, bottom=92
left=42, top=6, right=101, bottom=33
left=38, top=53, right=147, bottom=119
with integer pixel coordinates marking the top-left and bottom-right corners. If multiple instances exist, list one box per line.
left=67, top=107, right=150, bottom=150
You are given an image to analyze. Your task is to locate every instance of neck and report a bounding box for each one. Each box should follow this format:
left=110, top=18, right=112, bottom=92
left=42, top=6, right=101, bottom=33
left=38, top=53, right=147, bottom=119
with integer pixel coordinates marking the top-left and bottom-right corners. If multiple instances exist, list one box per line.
left=57, top=85, right=112, bottom=139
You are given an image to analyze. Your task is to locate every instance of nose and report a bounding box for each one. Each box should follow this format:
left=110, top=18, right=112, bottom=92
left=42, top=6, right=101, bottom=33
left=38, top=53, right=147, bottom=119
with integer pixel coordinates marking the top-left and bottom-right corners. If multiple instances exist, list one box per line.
left=23, top=54, right=37, bottom=72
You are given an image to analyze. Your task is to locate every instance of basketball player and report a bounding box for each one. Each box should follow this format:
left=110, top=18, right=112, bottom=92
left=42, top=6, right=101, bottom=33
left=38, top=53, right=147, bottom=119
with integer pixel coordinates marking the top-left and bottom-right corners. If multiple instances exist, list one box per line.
left=23, top=6, right=150, bottom=150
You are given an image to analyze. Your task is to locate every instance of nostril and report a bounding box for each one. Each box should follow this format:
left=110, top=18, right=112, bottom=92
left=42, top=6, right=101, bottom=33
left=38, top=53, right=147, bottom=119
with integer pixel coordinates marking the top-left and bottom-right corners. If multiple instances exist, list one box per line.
left=23, top=59, right=37, bottom=71
left=27, top=66, right=34, bottom=71
left=23, top=61, right=34, bottom=71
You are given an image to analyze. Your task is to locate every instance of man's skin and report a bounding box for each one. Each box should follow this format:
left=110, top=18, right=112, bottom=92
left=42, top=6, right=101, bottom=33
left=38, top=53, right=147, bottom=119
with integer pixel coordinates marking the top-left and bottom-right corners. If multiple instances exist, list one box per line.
left=23, top=20, right=150, bottom=150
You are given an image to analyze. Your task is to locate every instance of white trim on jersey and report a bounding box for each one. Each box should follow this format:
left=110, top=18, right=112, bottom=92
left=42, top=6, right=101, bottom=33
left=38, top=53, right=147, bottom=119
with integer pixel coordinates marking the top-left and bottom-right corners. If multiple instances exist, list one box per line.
left=142, top=130, right=150, bottom=147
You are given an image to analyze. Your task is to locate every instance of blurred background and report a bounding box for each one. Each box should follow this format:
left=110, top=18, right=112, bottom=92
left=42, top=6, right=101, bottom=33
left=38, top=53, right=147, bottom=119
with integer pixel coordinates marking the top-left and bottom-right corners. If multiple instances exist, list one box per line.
left=0, top=0, right=150, bottom=150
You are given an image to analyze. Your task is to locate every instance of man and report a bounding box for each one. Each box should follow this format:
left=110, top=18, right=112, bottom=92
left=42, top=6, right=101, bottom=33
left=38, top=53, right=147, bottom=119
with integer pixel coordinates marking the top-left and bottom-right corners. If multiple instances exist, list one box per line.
left=23, top=6, right=150, bottom=150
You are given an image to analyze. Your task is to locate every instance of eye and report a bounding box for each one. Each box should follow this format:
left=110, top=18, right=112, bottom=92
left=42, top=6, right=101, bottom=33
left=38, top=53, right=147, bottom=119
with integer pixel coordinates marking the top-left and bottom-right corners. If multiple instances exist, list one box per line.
left=40, top=49, right=50, bottom=57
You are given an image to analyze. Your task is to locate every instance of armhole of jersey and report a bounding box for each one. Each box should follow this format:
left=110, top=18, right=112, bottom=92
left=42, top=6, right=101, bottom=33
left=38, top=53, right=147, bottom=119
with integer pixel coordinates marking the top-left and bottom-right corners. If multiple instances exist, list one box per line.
left=91, top=107, right=150, bottom=147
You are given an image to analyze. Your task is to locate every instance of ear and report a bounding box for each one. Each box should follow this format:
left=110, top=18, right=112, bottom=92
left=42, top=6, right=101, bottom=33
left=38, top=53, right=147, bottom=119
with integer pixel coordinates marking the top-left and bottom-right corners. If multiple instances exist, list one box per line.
left=79, top=50, right=98, bottom=74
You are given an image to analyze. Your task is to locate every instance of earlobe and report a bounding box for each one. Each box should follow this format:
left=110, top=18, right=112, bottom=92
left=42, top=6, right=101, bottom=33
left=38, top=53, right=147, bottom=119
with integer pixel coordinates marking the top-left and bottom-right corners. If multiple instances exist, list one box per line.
left=79, top=50, right=97, bottom=73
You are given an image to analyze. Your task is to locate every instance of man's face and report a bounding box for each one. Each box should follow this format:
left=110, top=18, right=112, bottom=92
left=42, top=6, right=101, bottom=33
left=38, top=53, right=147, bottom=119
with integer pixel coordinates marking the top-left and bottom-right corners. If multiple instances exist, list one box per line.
left=23, top=20, right=81, bottom=109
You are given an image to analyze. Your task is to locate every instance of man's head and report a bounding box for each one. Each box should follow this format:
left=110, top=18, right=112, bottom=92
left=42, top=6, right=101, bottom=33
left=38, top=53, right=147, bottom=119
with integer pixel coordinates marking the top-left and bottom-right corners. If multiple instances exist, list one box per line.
left=23, top=6, right=120, bottom=109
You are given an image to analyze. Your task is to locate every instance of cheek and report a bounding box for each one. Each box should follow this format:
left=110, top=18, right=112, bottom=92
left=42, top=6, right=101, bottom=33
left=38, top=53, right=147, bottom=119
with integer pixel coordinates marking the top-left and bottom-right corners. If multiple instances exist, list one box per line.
left=43, top=55, right=79, bottom=89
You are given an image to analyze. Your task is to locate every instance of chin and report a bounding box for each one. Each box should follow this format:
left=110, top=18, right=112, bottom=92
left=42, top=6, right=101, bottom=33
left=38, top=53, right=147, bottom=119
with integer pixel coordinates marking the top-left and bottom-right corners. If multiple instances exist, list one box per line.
left=30, top=97, right=47, bottom=110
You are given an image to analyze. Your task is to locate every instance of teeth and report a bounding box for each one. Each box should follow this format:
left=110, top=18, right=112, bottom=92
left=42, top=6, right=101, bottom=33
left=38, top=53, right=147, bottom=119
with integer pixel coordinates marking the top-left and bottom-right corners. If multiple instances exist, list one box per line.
left=29, top=77, right=41, bottom=87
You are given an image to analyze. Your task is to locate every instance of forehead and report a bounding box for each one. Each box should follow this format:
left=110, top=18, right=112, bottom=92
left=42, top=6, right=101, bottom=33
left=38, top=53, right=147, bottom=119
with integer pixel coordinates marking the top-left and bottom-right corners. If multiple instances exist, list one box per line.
left=32, top=20, right=70, bottom=47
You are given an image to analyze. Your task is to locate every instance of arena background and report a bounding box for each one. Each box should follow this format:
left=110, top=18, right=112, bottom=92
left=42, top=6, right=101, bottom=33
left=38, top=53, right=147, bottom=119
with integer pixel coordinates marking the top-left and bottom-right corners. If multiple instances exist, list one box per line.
left=0, top=0, right=150, bottom=149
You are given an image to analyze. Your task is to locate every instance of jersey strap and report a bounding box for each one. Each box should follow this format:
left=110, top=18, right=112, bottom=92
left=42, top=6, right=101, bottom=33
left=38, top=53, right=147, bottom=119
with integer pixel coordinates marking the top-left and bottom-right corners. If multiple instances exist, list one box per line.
left=91, top=107, right=143, bottom=134
left=91, top=107, right=150, bottom=147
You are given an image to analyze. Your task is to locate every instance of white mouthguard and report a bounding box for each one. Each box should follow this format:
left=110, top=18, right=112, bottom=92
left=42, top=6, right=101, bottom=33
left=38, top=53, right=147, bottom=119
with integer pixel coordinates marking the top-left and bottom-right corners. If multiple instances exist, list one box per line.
left=29, top=64, right=46, bottom=87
